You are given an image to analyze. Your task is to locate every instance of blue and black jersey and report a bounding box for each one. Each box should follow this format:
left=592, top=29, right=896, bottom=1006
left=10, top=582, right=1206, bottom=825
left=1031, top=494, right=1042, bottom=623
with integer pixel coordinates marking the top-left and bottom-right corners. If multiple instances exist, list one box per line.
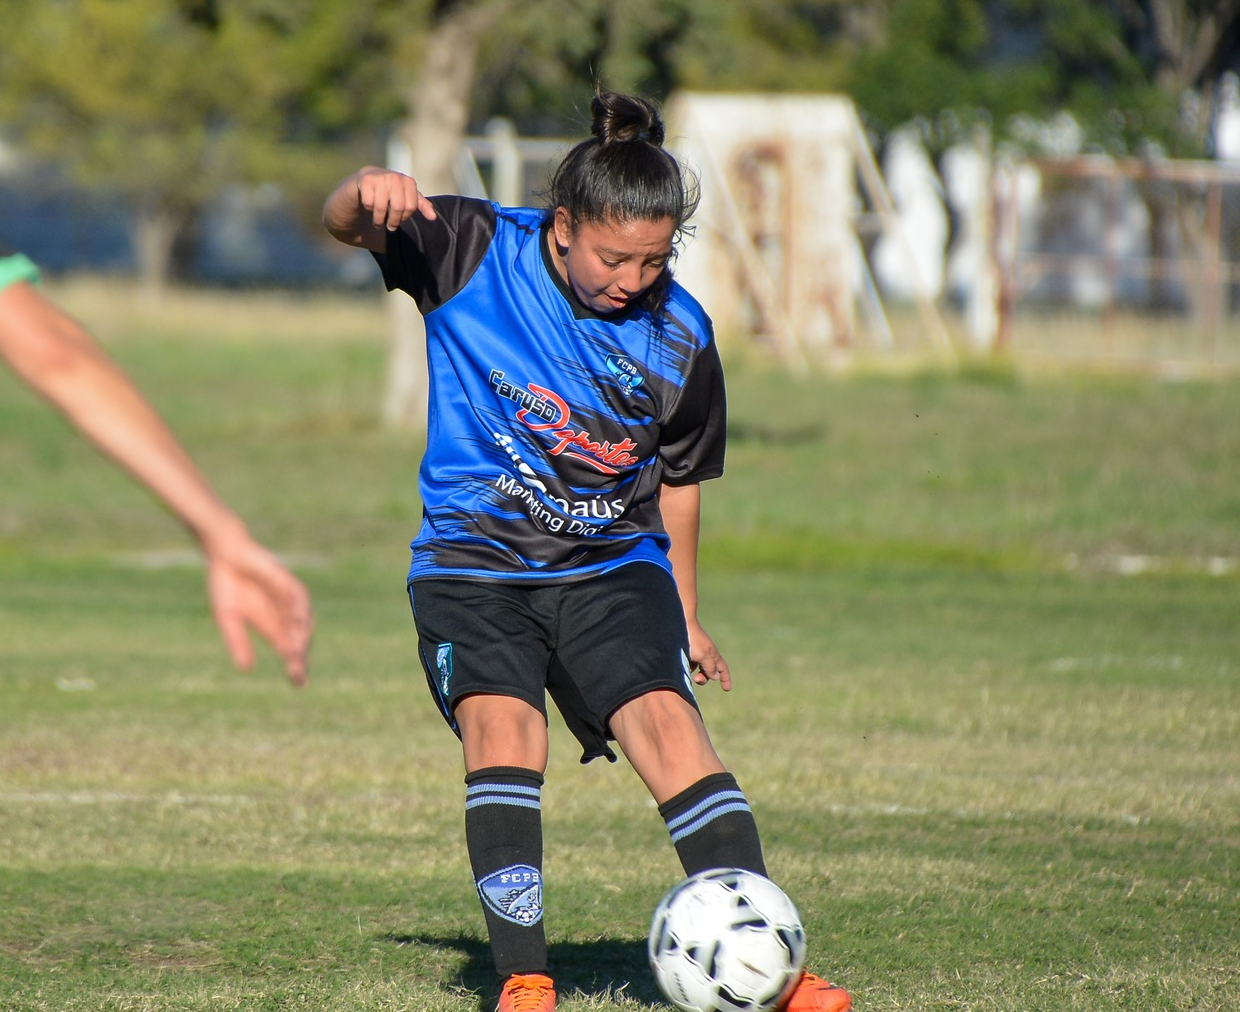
left=372, top=197, right=726, bottom=585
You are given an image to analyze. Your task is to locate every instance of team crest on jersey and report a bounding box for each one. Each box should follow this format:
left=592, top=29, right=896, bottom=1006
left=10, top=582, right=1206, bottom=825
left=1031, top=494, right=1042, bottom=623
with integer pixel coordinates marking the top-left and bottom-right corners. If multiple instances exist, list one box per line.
left=477, top=865, right=543, bottom=925
left=436, top=643, right=453, bottom=696
left=605, top=354, right=645, bottom=395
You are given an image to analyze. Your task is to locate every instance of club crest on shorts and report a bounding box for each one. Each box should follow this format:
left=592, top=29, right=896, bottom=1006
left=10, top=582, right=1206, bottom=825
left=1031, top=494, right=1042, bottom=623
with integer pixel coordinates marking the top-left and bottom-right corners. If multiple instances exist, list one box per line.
left=436, top=642, right=453, bottom=696
left=476, top=864, right=543, bottom=925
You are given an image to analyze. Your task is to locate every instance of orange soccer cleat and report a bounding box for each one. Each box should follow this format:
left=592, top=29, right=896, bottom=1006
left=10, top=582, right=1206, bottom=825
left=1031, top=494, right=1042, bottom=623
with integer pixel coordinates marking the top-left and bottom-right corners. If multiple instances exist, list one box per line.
left=497, top=972, right=557, bottom=1012
left=778, top=971, right=852, bottom=1012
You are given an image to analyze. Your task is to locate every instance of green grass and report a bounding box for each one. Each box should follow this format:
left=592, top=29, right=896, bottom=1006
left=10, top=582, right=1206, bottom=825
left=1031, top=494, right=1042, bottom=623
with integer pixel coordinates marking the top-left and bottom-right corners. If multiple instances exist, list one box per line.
left=2, top=286, right=1238, bottom=1010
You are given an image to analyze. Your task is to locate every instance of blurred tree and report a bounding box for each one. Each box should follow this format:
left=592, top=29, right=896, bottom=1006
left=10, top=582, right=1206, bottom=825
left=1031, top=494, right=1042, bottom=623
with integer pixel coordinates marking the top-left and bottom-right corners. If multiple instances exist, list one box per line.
left=672, top=0, right=871, bottom=93
left=844, top=1, right=1240, bottom=317
left=846, top=0, right=1240, bottom=156
left=0, top=0, right=408, bottom=297
left=473, top=0, right=865, bottom=132
left=1123, top=0, right=1240, bottom=150
left=381, top=0, right=511, bottom=427
left=395, top=0, right=511, bottom=197
left=4, top=0, right=1233, bottom=300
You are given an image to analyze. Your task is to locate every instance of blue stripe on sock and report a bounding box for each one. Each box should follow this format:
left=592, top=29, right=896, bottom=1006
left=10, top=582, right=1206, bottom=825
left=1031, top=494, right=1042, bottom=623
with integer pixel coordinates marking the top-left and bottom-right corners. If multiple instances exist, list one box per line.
left=664, top=789, right=749, bottom=834
left=465, top=782, right=542, bottom=811
left=667, top=801, right=754, bottom=844
left=466, top=783, right=542, bottom=800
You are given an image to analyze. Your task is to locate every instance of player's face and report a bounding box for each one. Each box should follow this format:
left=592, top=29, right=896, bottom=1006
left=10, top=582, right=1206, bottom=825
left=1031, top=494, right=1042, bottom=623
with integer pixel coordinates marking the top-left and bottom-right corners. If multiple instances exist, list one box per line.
left=551, top=208, right=676, bottom=315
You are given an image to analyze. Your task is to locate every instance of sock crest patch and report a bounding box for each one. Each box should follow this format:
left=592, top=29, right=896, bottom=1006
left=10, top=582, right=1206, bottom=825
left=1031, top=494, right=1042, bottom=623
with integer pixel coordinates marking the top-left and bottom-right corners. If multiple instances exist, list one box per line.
left=476, top=864, right=544, bottom=925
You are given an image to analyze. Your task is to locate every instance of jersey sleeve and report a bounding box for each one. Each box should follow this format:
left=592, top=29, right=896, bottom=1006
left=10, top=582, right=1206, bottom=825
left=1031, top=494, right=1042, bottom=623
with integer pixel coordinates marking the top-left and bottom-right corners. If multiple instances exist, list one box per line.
left=0, top=252, right=40, bottom=293
left=371, top=196, right=497, bottom=314
left=658, top=336, right=727, bottom=486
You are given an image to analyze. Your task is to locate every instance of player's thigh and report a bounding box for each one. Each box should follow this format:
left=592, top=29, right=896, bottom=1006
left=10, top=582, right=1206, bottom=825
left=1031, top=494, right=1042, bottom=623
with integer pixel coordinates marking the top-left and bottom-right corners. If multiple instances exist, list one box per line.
left=408, top=578, right=552, bottom=729
left=552, top=563, right=723, bottom=795
left=550, top=563, right=697, bottom=724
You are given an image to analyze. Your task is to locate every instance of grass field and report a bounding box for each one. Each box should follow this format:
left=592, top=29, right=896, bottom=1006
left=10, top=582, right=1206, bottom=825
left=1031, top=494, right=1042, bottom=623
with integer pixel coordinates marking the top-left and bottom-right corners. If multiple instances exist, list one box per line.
left=2, top=285, right=1238, bottom=1011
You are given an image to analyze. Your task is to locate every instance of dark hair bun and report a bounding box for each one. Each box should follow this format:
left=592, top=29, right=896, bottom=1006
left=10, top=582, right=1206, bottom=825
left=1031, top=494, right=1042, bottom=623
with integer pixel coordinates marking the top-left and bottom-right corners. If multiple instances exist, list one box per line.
left=590, top=92, right=665, bottom=146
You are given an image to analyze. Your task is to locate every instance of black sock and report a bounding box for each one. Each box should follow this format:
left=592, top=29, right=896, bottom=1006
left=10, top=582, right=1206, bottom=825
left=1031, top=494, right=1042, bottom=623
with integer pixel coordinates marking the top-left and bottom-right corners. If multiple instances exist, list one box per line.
left=658, top=772, right=767, bottom=877
left=464, top=766, right=548, bottom=978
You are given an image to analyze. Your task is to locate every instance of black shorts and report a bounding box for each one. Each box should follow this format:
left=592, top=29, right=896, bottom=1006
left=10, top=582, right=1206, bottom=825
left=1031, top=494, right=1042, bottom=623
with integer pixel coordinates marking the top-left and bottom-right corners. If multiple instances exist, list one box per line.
left=407, top=562, right=701, bottom=763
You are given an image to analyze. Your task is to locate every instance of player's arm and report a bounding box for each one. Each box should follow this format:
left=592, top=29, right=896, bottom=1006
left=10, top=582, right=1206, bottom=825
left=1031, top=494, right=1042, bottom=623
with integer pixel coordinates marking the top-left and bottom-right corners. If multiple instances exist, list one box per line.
left=322, top=166, right=438, bottom=251
left=0, top=279, right=313, bottom=685
left=659, top=481, right=731, bottom=691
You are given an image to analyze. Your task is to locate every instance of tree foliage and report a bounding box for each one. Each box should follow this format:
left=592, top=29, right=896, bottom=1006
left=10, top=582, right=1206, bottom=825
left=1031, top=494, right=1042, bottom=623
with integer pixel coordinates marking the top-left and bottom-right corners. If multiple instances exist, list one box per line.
left=847, top=0, right=1240, bottom=155
left=0, top=0, right=414, bottom=289
left=470, top=0, right=1238, bottom=158
left=471, top=0, right=864, bottom=134
left=1, top=0, right=1237, bottom=294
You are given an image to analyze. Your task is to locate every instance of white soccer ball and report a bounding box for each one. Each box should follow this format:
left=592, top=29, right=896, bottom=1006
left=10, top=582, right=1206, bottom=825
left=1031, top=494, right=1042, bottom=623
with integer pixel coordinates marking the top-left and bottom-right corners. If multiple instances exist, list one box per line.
left=648, top=868, right=807, bottom=1012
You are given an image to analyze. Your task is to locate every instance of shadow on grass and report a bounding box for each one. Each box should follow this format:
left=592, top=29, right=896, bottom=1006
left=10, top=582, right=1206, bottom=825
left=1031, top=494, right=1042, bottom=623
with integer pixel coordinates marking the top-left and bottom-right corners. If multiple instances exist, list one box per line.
left=384, top=932, right=664, bottom=1009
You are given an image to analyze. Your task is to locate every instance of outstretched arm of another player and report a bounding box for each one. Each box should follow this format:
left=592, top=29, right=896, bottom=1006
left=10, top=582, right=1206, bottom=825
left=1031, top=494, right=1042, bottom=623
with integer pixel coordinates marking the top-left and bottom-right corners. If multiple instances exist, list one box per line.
left=322, top=166, right=438, bottom=251
left=659, top=481, right=731, bottom=691
left=0, top=279, right=313, bottom=685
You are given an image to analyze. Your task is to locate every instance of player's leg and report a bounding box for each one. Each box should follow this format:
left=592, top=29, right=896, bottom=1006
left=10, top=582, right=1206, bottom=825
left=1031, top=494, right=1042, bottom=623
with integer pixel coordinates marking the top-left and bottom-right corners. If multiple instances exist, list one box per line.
left=409, top=581, right=556, bottom=1010
left=454, top=691, right=551, bottom=981
left=548, top=566, right=852, bottom=1012
left=550, top=563, right=768, bottom=876
left=611, top=701, right=850, bottom=1012
left=611, top=691, right=768, bottom=877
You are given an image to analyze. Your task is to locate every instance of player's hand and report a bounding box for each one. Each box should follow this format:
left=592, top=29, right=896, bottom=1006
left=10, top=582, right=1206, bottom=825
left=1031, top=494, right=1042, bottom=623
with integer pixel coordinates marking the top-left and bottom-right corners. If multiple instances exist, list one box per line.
left=204, top=529, right=313, bottom=686
left=687, top=619, right=732, bottom=692
left=355, top=167, right=438, bottom=230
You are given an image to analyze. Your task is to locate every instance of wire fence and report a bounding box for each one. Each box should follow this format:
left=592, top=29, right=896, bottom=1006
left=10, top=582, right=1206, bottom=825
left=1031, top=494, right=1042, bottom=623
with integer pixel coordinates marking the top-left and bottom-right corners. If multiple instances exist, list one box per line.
left=7, top=118, right=1238, bottom=377
left=458, top=130, right=1240, bottom=376
left=994, top=156, right=1240, bottom=376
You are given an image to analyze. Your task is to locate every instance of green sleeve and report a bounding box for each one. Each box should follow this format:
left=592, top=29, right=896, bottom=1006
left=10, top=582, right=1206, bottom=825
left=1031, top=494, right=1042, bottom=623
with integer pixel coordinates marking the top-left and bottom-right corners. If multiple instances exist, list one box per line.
left=0, top=253, right=41, bottom=293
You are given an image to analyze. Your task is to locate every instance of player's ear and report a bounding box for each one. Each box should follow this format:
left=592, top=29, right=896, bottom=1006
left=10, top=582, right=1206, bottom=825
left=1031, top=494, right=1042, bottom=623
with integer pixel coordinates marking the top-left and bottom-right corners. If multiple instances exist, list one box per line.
left=552, top=207, right=574, bottom=251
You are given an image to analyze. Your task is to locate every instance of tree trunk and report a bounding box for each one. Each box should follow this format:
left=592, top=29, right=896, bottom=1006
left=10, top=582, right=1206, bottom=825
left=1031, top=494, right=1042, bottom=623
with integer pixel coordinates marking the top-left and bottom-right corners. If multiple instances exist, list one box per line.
left=130, top=205, right=183, bottom=304
left=382, top=0, right=511, bottom=430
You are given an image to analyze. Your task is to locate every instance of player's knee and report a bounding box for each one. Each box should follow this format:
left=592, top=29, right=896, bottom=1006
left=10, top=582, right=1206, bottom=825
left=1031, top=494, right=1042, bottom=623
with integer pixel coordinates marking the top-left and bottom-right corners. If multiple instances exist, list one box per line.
left=457, top=694, right=548, bottom=768
left=614, top=691, right=715, bottom=757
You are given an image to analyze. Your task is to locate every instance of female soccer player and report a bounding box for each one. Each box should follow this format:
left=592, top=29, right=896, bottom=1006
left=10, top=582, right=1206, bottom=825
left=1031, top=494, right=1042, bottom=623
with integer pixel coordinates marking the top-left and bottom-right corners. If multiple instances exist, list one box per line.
left=323, top=91, right=850, bottom=1012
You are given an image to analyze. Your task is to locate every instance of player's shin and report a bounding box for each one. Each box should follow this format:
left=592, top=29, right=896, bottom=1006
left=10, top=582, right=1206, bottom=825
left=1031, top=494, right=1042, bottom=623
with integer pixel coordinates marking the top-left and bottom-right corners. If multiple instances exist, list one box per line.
left=465, top=766, right=549, bottom=977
